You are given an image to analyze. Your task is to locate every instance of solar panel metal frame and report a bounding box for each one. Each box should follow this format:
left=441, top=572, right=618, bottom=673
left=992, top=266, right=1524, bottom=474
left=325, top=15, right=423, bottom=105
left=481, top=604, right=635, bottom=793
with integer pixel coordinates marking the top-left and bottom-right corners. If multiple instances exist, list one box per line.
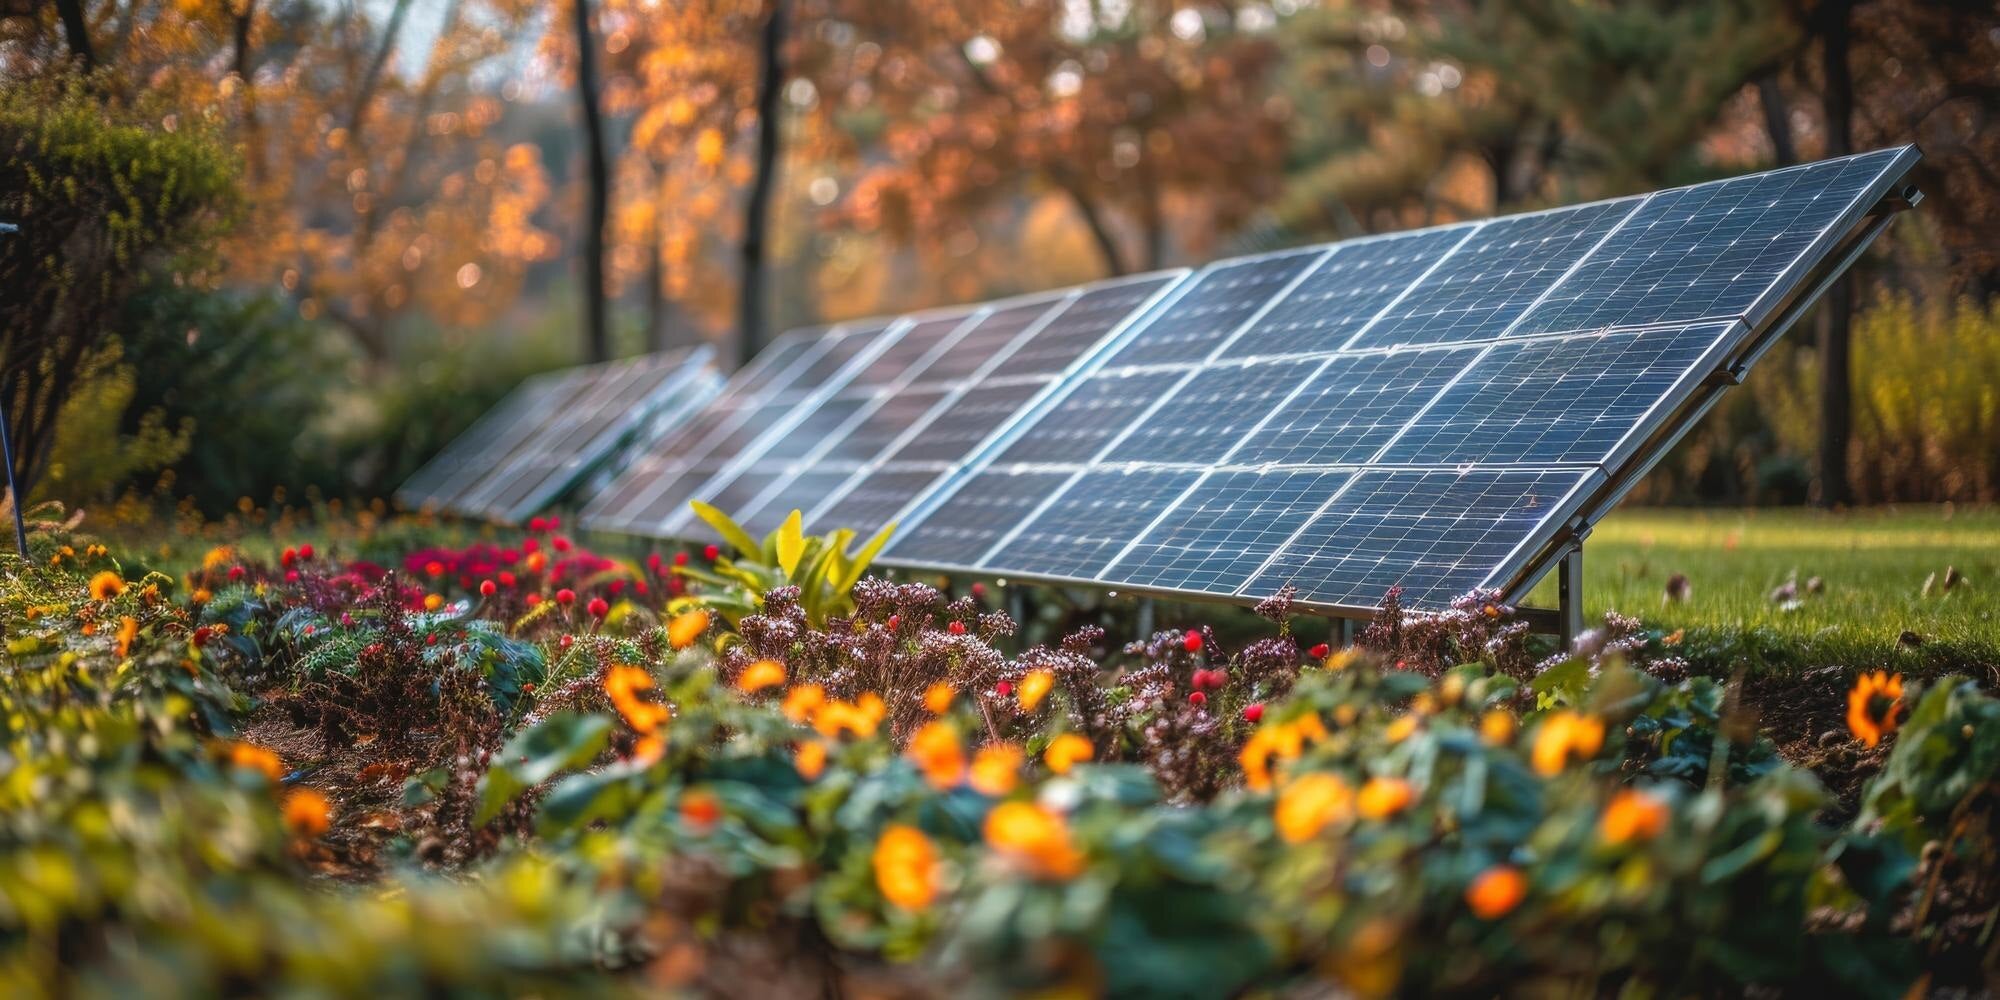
left=871, top=146, right=1924, bottom=633
left=395, top=369, right=580, bottom=513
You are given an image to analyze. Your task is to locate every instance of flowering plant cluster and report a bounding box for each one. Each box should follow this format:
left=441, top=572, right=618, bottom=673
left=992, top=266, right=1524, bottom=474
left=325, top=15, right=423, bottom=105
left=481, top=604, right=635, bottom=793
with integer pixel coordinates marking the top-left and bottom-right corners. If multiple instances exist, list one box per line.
left=0, top=516, right=1994, bottom=996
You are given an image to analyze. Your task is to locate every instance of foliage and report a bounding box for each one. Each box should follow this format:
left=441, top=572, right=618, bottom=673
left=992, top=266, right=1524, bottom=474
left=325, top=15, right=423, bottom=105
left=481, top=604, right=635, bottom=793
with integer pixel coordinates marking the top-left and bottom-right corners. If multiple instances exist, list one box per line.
left=675, top=503, right=892, bottom=629
left=31, top=340, right=192, bottom=507
left=0, top=78, right=237, bottom=497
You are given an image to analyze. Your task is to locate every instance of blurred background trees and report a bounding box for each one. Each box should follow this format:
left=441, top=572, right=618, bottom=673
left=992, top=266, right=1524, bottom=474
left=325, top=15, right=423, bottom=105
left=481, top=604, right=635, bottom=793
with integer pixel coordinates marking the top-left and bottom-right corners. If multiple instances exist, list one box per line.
left=0, top=0, right=1994, bottom=515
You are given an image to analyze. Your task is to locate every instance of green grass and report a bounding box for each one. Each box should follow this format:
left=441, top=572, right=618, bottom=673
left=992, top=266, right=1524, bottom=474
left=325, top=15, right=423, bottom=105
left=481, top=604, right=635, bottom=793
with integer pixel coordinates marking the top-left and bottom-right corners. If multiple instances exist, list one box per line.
left=1526, top=506, right=2000, bottom=677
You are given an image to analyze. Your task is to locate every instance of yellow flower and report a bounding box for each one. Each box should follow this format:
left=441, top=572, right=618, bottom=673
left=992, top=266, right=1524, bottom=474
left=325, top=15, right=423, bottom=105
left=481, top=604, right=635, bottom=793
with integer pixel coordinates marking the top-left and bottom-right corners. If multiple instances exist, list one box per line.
left=736, top=659, right=787, bottom=694
left=283, top=788, right=333, bottom=838
left=1326, top=647, right=1362, bottom=671
left=115, top=616, right=139, bottom=658
left=1530, top=711, right=1605, bottom=777
left=1479, top=710, right=1516, bottom=746
left=88, top=571, right=125, bottom=601
left=1275, top=772, right=1353, bottom=843
left=192, top=588, right=212, bottom=604
left=1384, top=714, right=1420, bottom=744
left=1044, top=733, right=1094, bottom=775
left=605, top=665, right=670, bottom=734
left=667, top=609, right=710, bottom=650
left=1846, top=670, right=1904, bottom=749
left=1017, top=669, right=1055, bottom=712
left=1465, top=865, right=1526, bottom=919
left=223, top=740, right=284, bottom=781
left=968, top=743, right=1024, bottom=796
left=1355, top=776, right=1416, bottom=820
left=907, top=720, right=965, bottom=790
left=923, top=681, right=955, bottom=714
left=201, top=545, right=234, bottom=571
left=873, top=824, right=942, bottom=911
left=795, top=740, right=828, bottom=781
left=1599, top=788, right=1669, bottom=845
left=782, top=683, right=826, bottom=724
left=423, top=593, right=444, bottom=611
left=1240, top=714, right=1328, bottom=791
left=984, top=801, right=1085, bottom=880
left=813, top=693, right=885, bottom=739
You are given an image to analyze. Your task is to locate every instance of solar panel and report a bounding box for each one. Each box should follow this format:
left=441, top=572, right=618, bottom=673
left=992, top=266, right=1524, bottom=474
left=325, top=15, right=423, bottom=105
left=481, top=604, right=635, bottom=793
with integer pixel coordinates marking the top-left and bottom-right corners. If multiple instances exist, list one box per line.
left=877, top=147, right=1920, bottom=619
left=397, top=348, right=716, bottom=522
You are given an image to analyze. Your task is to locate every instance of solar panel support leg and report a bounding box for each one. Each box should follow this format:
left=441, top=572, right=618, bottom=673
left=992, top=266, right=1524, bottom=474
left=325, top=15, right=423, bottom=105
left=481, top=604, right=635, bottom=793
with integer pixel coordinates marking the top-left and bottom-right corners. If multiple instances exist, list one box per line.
left=1337, top=617, right=1356, bottom=648
left=1136, top=598, right=1155, bottom=640
left=1557, top=546, right=1584, bottom=651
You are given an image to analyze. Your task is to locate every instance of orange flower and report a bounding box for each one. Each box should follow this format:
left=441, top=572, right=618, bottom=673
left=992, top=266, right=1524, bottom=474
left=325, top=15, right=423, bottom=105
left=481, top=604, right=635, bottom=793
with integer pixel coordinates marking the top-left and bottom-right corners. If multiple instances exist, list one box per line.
left=680, top=788, right=722, bottom=829
left=984, top=801, right=1085, bottom=880
left=1043, top=733, right=1094, bottom=775
left=88, top=571, right=125, bottom=601
left=1016, top=669, right=1055, bottom=712
left=814, top=693, right=886, bottom=739
left=1480, top=710, right=1516, bottom=746
left=1530, top=711, right=1605, bottom=777
left=1240, top=714, right=1329, bottom=791
left=1599, top=788, right=1669, bottom=845
left=923, top=681, right=955, bottom=714
left=1275, top=772, right=1353, bottom=843
left=1355, top=776, right=1416, bottom=820
left=782, top=683, right=826, bottom=724
left=224, top=740, right=284, bottom=781
left=667, top=609, right=710, bottom=650
left=632, top=732, right=667, bottom=766
left=283, top=788, right=333, bottom=838
left=968, top=743, right=1024, bottom=796
left=736, top=659, right=787, bottom=694
left=525, top=551, right=547, bottom=574
left=423, top=593, right=444, bottom=611
left=907, top=721, right=965, bottom=789
left=1465, top=865, right=1527, bottom=919
left=873, top=824, right=942, bottom=911
left=192, top=588, right=212, bottom=604
left=605, top=665, right=671, bottom=734
left=115, top=616, right=138, bottom=658
left=795, top=740, right=828, bottom=781
left=1384, top=714, right=1420, bottom=743
left=1846, top=671, right=1905, bottom=749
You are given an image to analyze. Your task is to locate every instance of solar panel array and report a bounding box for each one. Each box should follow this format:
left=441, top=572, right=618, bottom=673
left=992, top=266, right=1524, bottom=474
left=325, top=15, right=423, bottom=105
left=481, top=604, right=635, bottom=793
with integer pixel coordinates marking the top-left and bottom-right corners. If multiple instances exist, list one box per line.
left=576, top=146, right=1917, bottom=616
left=398, top=348, right=717, bottom=522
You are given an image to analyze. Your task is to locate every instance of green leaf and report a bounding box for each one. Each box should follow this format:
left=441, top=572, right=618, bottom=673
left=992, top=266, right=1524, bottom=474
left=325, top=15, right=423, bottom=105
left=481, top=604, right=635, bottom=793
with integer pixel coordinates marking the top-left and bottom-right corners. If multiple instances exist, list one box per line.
left=474, top=712, right=613, bottom=826
left=687, top=500, right=761, bottom=557
left=775, top=510, right=805, bottom=578
left=835, top=522, right=896, bottom=593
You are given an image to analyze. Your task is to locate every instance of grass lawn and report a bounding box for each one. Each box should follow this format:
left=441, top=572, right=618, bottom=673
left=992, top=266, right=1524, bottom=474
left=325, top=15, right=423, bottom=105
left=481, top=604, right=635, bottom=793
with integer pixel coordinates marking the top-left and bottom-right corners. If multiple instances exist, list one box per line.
left=1526, top=505, right=2000, bottom=678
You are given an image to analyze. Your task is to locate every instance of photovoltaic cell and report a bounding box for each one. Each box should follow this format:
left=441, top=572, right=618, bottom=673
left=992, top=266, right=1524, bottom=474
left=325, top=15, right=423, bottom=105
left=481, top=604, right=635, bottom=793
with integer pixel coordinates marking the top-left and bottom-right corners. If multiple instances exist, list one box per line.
left=1105, top=358, right=1321, bottom=466
left=397, top=373, right=571, bottom=511
left=881, top=381, right=1047, bottom=464
left=1246, top=467, right=1597, bottom=608
left=886, top=469, right=1077, bottom=567
left=1103, top=468, right=1354, bottom=594
left=1227, top=226, right=1473, bottom=359
left=1345, top=199, right=1638, bottom=351
left=1230, top=346, right=1481, bottom=467
left=1098, top=251, right=1321, bottom=368
left=818, top=468, right=969, bottom=539
left=994, top=369, right=1187, bottom=465
left=981, top=469, right=1202, bottom=579
left=1379, top=322, right=1736, bottom=466
left=987, top=275, right=1181, bottom=379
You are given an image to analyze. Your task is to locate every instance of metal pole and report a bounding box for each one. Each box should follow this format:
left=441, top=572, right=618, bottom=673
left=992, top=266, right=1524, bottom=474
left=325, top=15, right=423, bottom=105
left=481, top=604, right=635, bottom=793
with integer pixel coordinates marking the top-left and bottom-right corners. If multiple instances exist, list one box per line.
left=1557, top=546, right=1584, bottom=651
left=0, top=222, right=25, bottom=559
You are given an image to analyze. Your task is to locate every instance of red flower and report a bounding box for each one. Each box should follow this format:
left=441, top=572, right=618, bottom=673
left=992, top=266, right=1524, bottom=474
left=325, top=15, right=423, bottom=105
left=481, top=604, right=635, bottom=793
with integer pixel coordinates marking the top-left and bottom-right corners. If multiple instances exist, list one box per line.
left=587, top=597, right=609, bottom=618
left=971, top=582, right=986, bottom=599
left=608, top=580, right=625, bottom=596
left=528, top=516, right=548, bottom=533
left=526, top=593, right=542, bottom=607
left=192, top=626, right=215, bottom=648
left=281, top=547, right=297, bottom=567
left=996, top=681, right=1014, bottom=698
left=553, top=537, right=572, bottom=553
left=425, top=561, right=445, bottom=578
left=1183, top=629, right=1203, bottom=652
left=479, top=580, right=497, bottom=597
left=673, top=551, right=689, bottom=566
left=1309, top=642, right=1329, bottom=659
left=498, top=571, right=516, bottom=587
left=298, top=544, right=314, bottom=561
left=667, top=577, right=685, bottom=595
left=556, top=588, right=576, bottom=606
left=1243, top=703, right=1264, bottom=723
left=703, top=544, right=720, bottom=561
left=227, top=566, right=245, bottom=581
left=284, top=570, right=300, bottom=583
left=948, top=621, right=966, bottom=635
left=1188, top=691, right=1207, bottom=707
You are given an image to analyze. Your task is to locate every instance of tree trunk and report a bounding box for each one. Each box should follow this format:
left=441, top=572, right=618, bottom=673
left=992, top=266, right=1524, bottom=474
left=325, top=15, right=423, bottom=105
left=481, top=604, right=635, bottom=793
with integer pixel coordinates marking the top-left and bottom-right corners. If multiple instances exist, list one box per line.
left=647, top=201, right=674, bottom=352
left=53, top=0, right=93, bottom=70
left=739, top=0, right=789, bottom=368
left=349, top=0, right=414, bottom=139
left=1815, top=0, right=1855, bottom=508
left=573, top=0, right=611, bottom=363
left=233, top=0, right=261, bottom=182
left=1756, top=74, right=1796, bottom=166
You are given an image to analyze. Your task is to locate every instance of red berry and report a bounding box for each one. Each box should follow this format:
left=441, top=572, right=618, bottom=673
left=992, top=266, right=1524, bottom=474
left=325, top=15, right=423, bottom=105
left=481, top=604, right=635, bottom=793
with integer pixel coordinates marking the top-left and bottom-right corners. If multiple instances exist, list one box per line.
left=948, top=620, right=966, bottom=635
left=227, top=566, right=245, bottom=581
left=667, top=577, right=686, bottom=595
left=526, top=593, right=542, bottom=607
left=281, top=548, right=297, bottom=567
left=284, top=570, right=300, bottom=583
left=555, top=588, right=576, bottom=606
left=498, top=571, right=517, bottom=587
left=298, top=544, right=314, bottom=561
left=529, top=516, right=547, bottom=532
left=1309, top=642, right=1330, bottom=659
left=635, top=581, right=649, bottom=596
left=587, top=597, right=609, bottom=618
left=1183, top=629, right=1203, bottom=652
left=996, top=681, right=1013, bottom=697
left=548, top=516, right=561, bottom=530
left=425, top=561, right=445, bottom=578
left=1188, top=691, right=1207, bottom=707
left=673, top=551, right=689, bottom=566
left=426, top=633, right=438, bottom=646
left=523, top=538, right=540, bottom=553
left=480, top=580, right=497, bottom=597
left=1243, top=703, right=1264, bottom=723
left=559, top=634, right=573, bottom=649
left=522, top=682, right=536, bottom=694
left=608, top=580, right=625, bottom=596
left=886, top=614, right=901, bottom=630
left=553, top=537, right=572, bottom=553
left=703, top=544, right=720, bottom=561
left=971, top=582, right=986, bottom=598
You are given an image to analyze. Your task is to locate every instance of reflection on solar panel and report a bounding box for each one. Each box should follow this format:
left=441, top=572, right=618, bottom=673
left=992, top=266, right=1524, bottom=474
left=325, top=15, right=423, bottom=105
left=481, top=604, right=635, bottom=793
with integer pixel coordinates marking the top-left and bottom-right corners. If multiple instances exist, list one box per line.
left=397, top=348, right=717, bottom=522
left=881, top=147, right=1921, bottom=622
